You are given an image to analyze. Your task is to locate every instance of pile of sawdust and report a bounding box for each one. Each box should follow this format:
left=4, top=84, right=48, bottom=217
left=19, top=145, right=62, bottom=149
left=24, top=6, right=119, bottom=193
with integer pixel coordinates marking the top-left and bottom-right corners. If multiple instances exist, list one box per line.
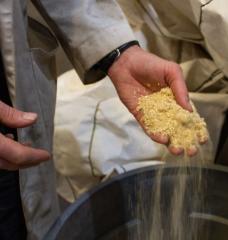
left=137, top=87, right=208, bottom=150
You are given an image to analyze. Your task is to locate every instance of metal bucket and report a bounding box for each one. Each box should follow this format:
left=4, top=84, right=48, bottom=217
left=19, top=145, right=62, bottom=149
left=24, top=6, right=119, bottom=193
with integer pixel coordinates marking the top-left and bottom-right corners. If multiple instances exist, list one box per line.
left=44, top=165, right=228, bottom=240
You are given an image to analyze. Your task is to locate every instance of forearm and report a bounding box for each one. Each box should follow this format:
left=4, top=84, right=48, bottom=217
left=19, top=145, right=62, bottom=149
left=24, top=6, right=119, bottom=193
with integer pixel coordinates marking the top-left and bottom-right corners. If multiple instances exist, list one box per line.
left=32, top=0, right=135, bottom=81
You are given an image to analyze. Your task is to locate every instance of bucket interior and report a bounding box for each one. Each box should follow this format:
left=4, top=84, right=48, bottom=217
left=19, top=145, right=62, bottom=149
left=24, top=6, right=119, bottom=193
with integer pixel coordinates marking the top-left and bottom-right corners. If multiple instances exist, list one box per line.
left=45, top=166, right=228, bottom=240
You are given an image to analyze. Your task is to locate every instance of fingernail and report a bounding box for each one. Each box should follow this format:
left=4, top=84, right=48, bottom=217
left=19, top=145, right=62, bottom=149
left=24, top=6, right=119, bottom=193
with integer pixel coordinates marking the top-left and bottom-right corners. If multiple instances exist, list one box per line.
left=187, top=102, right=193, bottom=112
left=189, top=106, right=193, bottom=112
left=42, top=151, right=51, bottom=161
left=186, top=95, right=190, bottom=102
left=44, top=153, right=51, bottom=161
left=186, top=96, right=193, bottom=112
left=23, top=112, right=37, bottom=121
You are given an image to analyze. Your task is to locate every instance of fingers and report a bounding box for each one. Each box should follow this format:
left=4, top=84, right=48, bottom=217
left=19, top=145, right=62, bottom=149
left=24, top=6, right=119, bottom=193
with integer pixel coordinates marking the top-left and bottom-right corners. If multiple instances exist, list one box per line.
left=0, top=133, right=50, bottom=169
left=168, top=146, right=184, bottom=155
left=0, top=159, right=18, bottom=171
left=0, top=101, right=37, bottom=128
left=135, top=109, right=199, bottom=157
left=186, top=146, right=198, bottom=157
left=165, top=63, right=193, bottom=112
left=150, top=132, right=169, bottom=145
left=168, top=145, right=198, bottom=157
left=152, top=134, right=197, bottom=157
left=0, top=158, right=39, bottom=171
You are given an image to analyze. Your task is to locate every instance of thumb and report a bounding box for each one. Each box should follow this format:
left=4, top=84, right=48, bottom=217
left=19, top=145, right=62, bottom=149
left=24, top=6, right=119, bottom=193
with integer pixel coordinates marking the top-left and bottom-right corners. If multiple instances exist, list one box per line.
left=0, top=101, right=37, bottom=128
left=166, top=63, right=193, bottom=112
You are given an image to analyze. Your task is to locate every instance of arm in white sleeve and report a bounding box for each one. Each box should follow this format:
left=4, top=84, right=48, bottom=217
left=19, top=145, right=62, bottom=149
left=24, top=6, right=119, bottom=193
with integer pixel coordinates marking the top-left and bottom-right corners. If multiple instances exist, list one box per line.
left=32, top=0, right=136, bottom=81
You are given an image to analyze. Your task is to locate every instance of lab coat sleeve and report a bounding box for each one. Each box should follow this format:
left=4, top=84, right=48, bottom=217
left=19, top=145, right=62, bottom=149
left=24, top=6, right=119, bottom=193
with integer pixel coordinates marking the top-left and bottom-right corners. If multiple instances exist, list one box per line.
left=32, top=0, right=136, bottom=81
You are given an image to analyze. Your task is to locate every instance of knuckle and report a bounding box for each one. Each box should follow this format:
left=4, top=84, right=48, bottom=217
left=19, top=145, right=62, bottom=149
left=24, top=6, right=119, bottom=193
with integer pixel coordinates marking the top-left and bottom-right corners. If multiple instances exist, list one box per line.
left=0, top=103, right=10, bottom=119
left=8, top=107, right=20, bottom=123
left=0, top=101, right=21, bottom=124
left=9, top=108, right=17, bottom=121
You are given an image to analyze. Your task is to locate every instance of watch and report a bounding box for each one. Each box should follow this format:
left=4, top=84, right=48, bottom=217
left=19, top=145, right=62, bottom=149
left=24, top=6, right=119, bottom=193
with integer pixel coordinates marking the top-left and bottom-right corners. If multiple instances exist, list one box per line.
left=84, top=40, right=140, bottom=84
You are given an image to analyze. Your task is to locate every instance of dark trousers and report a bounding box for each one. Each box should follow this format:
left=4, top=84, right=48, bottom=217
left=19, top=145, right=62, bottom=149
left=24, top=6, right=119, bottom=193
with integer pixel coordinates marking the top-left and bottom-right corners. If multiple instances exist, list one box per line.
left=0, top=170, right=27, bottom=240
left=0, top=53, right=27, bottom=239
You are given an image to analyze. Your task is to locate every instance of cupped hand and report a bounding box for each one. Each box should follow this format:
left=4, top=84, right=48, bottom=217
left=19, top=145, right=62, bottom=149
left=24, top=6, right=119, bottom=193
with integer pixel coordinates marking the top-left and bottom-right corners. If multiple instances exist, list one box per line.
left=108, top=45, right=202, bottom=156
left=0, top=101, right=50, bottom=170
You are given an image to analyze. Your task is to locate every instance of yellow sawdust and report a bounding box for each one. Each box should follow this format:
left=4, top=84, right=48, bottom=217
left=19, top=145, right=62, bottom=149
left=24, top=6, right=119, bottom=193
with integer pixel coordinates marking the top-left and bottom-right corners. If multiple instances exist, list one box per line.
left=137, top=87, right=208, bottom=149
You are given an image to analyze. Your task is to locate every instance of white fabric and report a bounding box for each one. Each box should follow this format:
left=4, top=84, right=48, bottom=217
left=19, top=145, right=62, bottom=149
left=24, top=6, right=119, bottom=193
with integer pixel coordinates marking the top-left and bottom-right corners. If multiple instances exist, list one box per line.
left=54, top=73, right=165, bottom=201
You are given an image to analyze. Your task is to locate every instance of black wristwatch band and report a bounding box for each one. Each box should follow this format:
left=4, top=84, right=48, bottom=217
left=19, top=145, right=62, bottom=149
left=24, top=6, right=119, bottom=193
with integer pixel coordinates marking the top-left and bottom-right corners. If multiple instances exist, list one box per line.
left=84, top=40, right=140, bottom=84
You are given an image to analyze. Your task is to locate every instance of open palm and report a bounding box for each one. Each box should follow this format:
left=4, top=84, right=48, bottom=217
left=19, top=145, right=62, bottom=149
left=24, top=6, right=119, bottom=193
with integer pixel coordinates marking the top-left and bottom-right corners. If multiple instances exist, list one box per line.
left=108, top=46, right=198, bottom=156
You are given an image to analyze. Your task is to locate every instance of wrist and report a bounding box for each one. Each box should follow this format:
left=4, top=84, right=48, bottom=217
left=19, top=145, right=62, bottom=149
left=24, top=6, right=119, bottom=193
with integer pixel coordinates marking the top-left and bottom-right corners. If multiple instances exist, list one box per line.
left=100, top=41, right=140, bottom=74
left=84, top=41, right=139, bottom=84
left=108, top=45, right=141, bottom=77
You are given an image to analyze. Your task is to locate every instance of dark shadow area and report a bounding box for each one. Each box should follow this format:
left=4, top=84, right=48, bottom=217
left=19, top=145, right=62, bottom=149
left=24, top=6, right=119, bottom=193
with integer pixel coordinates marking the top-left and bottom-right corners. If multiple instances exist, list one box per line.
left=216, top=110, right=228, bottom=166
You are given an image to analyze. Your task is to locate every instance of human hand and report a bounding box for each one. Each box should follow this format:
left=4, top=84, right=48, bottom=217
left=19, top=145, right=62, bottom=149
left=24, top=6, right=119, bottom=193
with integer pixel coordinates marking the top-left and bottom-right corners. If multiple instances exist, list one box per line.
left=0, top=101, right=50, bottom=170
left=108, top=45, right=201, bottom=156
